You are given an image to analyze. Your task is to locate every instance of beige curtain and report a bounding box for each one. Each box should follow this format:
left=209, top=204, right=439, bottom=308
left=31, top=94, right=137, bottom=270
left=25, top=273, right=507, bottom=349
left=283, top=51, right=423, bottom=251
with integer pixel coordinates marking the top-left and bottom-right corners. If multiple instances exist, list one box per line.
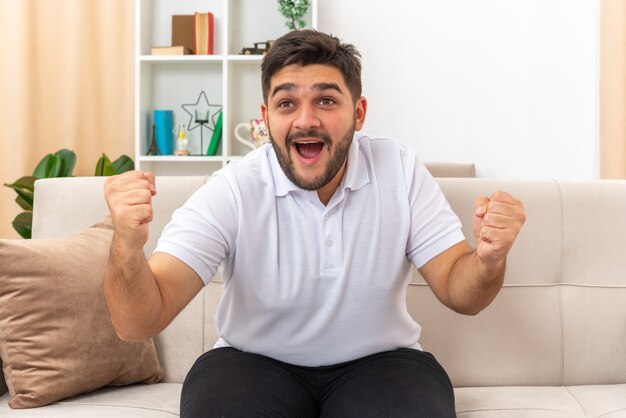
left=600, top=0, right=626, bottom=178
left=0, top=0, right=134, bottom=238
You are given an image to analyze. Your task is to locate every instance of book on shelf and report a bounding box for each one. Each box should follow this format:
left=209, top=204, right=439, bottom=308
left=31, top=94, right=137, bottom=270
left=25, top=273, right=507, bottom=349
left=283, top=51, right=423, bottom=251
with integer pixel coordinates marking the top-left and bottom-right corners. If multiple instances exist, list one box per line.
left=151, top=46, right=192, bottom=55
left=172, top=15, right=195, bottom=54
left=194, top=12, right=214, bottom=55
left=207, top=111, right=222, bottom=156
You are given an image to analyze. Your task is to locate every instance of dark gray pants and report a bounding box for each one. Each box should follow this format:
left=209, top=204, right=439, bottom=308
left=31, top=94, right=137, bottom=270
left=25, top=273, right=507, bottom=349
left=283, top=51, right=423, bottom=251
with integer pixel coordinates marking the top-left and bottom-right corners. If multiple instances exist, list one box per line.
left=181, top=347, right=456, bottom=418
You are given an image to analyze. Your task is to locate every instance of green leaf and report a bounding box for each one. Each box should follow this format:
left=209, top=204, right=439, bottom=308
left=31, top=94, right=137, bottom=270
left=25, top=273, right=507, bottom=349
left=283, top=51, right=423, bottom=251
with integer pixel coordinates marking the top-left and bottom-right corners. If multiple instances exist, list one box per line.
left=94, top=154, right=116, bottom=176
left=33, top=153, right=53, bottom=178
left=12, top=211, right=32, bottom=239
left=4, top=176, right=35, bottom=210
left=111, top=155, right=134, bottom=174
left=4, top=176, right=35, bottom=192
left=32, top=150, right=75, bottom=178
left=13, top=188, right=34, bottom=210
left=55, top=149, right=76, bottom=177
left=33, top=154, right=62, bottom=178
left=15, top=194, right=32, bottom=210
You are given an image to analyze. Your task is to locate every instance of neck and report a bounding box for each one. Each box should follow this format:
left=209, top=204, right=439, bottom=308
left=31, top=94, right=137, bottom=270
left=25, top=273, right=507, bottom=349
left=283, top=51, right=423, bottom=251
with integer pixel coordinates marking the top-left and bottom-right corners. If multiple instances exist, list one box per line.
left=316, top=160, right=347, bottom=205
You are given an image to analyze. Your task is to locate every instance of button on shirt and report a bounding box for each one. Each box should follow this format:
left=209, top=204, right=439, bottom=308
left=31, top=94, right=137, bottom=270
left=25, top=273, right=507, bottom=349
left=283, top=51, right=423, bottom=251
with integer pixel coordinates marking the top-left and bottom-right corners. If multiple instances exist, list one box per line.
left=154, top=135, right=464, bottom=367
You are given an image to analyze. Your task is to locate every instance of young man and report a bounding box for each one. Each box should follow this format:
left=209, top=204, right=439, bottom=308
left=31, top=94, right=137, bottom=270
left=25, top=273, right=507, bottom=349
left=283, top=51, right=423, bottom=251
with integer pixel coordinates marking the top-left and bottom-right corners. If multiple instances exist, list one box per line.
left=104, top=30, right=526, bottom=417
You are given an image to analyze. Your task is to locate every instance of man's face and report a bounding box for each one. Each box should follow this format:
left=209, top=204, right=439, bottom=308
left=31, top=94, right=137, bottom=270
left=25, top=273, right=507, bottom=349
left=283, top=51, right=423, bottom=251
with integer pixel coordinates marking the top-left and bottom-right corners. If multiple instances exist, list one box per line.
left=261, top=64, right=367, bottom=196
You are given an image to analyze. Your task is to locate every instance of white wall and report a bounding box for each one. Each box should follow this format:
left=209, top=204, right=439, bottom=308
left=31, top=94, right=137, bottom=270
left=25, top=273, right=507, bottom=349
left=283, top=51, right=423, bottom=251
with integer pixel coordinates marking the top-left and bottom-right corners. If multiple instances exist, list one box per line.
left=318, top=0, right=599, bottom=178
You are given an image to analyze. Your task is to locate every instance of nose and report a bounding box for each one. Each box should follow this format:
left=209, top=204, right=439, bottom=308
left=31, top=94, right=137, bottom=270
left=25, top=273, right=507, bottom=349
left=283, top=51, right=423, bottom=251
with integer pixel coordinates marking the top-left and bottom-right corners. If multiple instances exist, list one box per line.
left=293, top=103, right=321, bottom=131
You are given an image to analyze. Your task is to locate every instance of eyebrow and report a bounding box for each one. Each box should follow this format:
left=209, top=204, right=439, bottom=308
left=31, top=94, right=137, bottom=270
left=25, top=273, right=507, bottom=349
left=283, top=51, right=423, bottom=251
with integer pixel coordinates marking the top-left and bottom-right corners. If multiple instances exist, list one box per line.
left=270, top=82, right=344, bottom=98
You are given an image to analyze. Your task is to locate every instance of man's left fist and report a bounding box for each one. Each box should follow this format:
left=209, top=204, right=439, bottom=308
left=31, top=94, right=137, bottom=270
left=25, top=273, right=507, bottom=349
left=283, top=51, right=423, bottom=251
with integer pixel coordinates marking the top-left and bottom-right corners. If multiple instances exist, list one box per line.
left=472, top=191, right=526, bottom=265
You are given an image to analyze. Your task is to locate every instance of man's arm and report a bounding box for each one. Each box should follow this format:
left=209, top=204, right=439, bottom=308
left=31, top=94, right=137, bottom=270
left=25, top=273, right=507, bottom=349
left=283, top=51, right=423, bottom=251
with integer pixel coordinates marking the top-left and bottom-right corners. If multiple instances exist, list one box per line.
left=103, top=171, right=203, bottom=341
left=418, top=191, right=526, bottom=315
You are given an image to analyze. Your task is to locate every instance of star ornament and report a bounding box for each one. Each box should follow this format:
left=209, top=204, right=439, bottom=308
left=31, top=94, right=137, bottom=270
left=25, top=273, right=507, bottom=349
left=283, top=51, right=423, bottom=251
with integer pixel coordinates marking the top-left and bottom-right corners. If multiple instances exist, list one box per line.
left=181, top=91, right=222, bottom=132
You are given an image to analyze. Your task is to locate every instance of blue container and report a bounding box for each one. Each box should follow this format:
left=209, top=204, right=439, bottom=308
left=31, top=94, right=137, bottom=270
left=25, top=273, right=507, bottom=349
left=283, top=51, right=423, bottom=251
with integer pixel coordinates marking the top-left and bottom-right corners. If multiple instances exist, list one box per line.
left=153, top=110, right=174, bottom=155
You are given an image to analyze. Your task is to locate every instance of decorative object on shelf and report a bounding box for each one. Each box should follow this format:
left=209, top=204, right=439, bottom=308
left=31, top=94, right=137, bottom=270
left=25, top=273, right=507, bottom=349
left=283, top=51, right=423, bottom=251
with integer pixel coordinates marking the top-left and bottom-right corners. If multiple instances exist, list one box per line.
left=194, top=111, right=210, bottom=156
left=174, top=124, right=191, bottom=156
left=239, top=40, right=275, bottom=55
left=234, top=118, right=271, bottom=150
left=147, top=124, right=160, bottom=155
left=181, top=91, right=222, bottom=155
left=194, top=12, right=214, bottom=54
left=277, top=0, right=310, bottom=30
left=207, top=112, right=223, bottom=156
left=172, top=15, right=195, bottom=54
left=153, top=110, right=174, bottom=155
left=3, top=149, right=133, bottom=238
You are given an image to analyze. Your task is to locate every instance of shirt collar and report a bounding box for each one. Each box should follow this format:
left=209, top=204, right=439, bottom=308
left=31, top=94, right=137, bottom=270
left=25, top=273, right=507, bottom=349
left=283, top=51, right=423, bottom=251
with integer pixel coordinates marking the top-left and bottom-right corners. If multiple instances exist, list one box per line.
left=269, top=135, right=371, bottom=198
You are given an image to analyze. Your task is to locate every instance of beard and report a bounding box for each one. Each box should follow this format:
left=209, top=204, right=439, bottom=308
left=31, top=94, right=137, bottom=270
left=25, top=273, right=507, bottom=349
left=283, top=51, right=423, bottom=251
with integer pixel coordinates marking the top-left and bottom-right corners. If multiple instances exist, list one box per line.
left=269, top=118, right=356, bottom=191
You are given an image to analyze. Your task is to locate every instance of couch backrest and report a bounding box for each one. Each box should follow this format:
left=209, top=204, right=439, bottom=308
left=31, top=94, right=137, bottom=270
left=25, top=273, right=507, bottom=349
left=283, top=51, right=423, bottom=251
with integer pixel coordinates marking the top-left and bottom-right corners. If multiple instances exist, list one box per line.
left=29, top=176, right=626, bottom=387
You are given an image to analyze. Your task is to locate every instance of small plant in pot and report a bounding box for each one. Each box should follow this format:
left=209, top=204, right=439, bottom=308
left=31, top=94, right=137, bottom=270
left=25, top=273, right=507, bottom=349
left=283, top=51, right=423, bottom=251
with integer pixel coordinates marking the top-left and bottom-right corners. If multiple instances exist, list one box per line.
left=277, top=0, right=310, bottom=30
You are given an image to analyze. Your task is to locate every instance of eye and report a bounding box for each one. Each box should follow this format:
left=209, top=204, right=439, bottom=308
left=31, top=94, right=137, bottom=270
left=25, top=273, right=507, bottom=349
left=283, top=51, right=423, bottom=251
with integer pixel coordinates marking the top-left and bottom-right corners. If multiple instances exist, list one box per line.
left=318, top=97, right=335, bottom=106
left=277, top=100, right=294, bottom=109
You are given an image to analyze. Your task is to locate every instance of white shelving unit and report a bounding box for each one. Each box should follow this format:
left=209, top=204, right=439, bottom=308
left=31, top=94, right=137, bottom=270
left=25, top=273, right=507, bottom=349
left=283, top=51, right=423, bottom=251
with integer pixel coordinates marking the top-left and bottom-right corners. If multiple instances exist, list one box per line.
left=135, top=0, right=318, bottom=176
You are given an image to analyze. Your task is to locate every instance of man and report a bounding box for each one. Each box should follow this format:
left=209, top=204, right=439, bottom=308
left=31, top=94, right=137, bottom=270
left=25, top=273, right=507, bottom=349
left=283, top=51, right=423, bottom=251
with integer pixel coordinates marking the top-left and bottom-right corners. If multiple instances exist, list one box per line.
left=104, top=30, right=526, bottom=417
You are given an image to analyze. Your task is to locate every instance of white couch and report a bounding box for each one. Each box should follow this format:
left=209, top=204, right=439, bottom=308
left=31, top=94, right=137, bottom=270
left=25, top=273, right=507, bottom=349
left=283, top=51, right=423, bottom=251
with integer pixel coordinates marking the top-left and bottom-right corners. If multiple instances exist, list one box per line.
left=1, top=174, right=625, bottom=417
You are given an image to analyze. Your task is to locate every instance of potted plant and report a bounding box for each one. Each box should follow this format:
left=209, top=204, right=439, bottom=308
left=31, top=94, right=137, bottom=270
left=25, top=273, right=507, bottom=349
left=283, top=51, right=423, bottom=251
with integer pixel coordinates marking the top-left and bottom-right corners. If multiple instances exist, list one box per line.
left=277, top=0, right=310, bottom=30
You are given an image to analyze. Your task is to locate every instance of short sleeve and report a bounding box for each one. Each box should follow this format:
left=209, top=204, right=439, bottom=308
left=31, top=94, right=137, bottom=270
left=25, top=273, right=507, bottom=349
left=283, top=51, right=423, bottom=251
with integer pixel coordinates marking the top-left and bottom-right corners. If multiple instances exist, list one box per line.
left=153, top=175, right=239, bottom=285
left=405, top=152, right=465, bottom=268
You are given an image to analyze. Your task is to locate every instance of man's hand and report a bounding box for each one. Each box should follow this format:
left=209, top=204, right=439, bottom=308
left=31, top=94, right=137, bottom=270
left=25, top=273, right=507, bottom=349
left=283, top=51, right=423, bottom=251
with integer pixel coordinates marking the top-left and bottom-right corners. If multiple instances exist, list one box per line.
left=472, top=191, right=526, bottom=268
left=103, top=171, right=157, bottom=250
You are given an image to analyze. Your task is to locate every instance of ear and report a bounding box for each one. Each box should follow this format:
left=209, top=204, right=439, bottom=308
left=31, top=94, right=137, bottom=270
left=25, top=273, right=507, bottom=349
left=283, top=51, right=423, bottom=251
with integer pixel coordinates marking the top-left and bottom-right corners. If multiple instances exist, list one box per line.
left=354, top=96, right=368, bottom=131
left=260, top=102, right=269, bottom=128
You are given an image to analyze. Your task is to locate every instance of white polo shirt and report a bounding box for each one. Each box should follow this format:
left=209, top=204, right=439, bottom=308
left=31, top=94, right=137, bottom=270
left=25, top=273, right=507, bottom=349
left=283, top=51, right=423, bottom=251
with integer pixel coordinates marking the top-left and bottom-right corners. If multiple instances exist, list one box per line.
left=154, top=135, right=464, bottom=367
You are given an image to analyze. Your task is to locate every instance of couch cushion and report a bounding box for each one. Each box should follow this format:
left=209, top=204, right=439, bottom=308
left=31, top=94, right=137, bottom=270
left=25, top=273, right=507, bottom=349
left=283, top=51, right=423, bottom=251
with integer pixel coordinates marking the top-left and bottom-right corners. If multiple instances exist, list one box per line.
left=454, top=384, right=626, bottom=418
left=566, top=384, right=626, bottom=417
left=0, top=218, right=163, bottom=408
left=0, top=383, right=181, bottom=417
left=5, top=383, right=621, bottom=417
left=409, top=285, right=563, bottom=387
left=562, top=287, right=626, bottom=386
left=559, top=182, right=626, bottom=386
left=454, top=386, right=586, bottom=417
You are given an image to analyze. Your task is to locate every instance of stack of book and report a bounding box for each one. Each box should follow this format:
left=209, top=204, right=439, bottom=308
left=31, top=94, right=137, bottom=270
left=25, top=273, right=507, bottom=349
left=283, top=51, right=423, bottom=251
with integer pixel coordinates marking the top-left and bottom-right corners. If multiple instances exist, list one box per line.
left=150, top=12, right=214, bottom=55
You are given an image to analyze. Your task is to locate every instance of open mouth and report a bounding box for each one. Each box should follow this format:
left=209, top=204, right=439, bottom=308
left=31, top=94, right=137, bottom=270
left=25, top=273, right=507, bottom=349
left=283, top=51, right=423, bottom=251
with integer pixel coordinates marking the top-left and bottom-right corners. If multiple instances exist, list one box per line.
left=294, top=141, right=325, bottom=160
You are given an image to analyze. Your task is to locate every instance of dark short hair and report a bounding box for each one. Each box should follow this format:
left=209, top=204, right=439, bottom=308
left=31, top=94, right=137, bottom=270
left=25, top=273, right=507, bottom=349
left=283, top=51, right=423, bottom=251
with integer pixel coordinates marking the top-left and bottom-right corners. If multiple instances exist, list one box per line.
left=261, top=30, right=362, bottom=104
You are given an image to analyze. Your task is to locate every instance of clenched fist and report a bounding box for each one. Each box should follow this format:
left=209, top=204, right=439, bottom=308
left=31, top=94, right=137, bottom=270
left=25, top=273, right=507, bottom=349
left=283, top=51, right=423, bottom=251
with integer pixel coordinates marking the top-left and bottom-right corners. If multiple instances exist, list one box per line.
left=472, top=191, right=526, bottom=266
left=104, top=171, right=157, bottom=250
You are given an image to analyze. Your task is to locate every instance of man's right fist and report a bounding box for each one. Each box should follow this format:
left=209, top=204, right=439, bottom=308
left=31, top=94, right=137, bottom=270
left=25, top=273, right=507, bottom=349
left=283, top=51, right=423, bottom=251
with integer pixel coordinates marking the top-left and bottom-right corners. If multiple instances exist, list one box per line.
left=104, top=171, right=157, bottom=250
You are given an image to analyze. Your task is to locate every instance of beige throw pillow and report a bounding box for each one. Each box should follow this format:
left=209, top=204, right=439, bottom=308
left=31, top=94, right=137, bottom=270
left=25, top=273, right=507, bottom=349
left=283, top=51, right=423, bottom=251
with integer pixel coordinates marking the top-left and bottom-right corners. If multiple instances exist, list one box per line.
left=0, top=217, right=164, bottom=409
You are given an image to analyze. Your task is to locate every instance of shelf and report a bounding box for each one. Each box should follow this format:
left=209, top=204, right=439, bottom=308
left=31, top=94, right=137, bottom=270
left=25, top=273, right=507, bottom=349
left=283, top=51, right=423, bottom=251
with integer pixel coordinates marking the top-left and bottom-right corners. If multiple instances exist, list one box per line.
left=227, top=55, right=265, bottom=62
left=138, top=55, right=265, bottom=64
left=140, top=55, right=226, bottom=63
left=139, top=156, right=224, bottom=162
left=135, top=0, right=317, bottom=176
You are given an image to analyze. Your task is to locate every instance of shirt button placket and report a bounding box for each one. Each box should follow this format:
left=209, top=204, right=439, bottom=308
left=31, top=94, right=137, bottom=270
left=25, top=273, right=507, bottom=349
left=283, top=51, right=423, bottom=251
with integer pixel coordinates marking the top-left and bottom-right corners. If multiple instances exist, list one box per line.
left=322, top=210, right=340, bottom=274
